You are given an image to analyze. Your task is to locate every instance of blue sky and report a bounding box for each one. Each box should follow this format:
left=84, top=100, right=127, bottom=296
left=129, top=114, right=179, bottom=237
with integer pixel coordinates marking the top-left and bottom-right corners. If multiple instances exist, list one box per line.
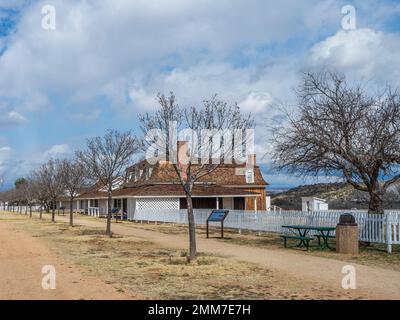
left=0, top=0, right=400, bottom=189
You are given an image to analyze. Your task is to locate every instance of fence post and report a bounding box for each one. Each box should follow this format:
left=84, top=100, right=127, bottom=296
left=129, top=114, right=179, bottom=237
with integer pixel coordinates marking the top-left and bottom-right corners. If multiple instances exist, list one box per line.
left=238, top=211, right=242, bottom=234
left=386, top=214, right=392, bottom=254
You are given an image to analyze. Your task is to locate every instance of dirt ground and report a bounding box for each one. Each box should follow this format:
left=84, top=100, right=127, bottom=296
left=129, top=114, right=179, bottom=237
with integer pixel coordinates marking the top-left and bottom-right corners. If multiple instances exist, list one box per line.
left=1, top=211, right=400, bottom=299
left=0, top=217, right=129, bottom=299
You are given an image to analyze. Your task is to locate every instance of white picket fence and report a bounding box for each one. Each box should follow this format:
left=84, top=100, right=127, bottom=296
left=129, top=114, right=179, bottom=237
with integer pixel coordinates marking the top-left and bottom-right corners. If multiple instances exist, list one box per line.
left=132, top=209, right=400, bottom=253
left=2, top=205, right=42, bottom=213
left=2, top=205, right=399, bottom=253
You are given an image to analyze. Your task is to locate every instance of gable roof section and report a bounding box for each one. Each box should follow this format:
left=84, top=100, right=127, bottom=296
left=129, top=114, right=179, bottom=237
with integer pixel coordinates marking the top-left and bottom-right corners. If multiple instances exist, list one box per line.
left=125, top=160, right=268, bottom=187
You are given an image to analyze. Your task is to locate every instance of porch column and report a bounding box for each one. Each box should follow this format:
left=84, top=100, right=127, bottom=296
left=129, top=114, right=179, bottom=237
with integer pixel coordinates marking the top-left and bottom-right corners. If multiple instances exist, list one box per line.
left=254, top=197, right=257, bottom=213
left=216, top=197, right=219, bottom=209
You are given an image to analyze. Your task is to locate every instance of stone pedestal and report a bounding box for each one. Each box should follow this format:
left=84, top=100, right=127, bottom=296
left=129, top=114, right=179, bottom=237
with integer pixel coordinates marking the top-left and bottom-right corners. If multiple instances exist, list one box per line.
left=336, top=224, right=359, bottom=254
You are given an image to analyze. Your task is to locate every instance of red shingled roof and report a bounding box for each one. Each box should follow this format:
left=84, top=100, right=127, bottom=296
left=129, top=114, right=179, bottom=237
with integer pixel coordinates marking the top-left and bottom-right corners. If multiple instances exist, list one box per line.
left=125, top=161, right=267, bottom=187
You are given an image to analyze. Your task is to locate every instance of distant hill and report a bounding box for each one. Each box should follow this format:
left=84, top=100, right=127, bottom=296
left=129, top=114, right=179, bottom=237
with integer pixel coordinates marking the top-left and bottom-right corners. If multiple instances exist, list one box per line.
left=271, top=182, right=400, bottom=210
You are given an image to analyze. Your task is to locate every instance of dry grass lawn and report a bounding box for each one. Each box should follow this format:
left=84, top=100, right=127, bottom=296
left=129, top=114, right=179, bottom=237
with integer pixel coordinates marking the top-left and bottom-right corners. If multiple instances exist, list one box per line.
left=3, top=214, right=363, bottom=300
left=123, top=220, right=400, bottom=272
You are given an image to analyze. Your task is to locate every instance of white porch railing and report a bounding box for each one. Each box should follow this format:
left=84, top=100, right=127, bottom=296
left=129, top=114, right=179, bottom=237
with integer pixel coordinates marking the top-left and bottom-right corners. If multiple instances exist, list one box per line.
left=132, top=209, right=400, bottom=253
left=88, top=207, right=104, bottom=217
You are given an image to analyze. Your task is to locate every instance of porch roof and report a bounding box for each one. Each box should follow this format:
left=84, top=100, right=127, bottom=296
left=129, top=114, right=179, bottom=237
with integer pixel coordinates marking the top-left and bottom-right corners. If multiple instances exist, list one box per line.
left=76, top=184, right=261, bottom=199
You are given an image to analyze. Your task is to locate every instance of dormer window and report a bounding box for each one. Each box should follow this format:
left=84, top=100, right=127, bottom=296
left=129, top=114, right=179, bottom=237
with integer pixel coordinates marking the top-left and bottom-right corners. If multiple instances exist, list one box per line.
left=144, top=167, right=152, bottom=180
left=245, top=169, right=254, bottom=183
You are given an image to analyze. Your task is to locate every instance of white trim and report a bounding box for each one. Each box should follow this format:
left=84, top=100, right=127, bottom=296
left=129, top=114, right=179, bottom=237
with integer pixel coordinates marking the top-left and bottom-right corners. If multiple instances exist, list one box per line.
left=76, top=194, right=261, bottom=200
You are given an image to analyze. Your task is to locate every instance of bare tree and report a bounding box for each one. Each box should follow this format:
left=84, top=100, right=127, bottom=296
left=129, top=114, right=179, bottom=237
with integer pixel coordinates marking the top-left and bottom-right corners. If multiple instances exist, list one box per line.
left=0, top=190, right=12, bottom=211
left=14, top=178, right=27, bottom=214
left=76, top=130, right=140, bottom=236
left=139, top=93, right=253, bottom=262
left=4, top=189, right=17, bottom=212
left=20, top=178, right=37, bottom=218
left=273, top=71, right=400, bottom=214
left=36, top=159, right=64, bottom=222
left=59, top=158, right=86, bottom=226
left=31, top=170, right=50, bottom=219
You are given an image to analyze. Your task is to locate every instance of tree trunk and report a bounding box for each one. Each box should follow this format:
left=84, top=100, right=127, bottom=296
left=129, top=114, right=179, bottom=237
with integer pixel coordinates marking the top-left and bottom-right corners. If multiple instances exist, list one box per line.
left=368, top=189, right=384, bottom=214
left=51, top=200, right=56, bottom=222
left=186, top=194, right=197, bottom=262
left=69, top=197, right=74, bottom=227
left=106, top=190, right=112, bottom=237
left=39, top=205, right=43, bottom=219
left=29, top=205, right=32, bottom=218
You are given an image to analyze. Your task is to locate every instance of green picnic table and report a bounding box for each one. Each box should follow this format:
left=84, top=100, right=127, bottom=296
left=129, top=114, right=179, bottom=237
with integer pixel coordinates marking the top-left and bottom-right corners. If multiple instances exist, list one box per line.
left=281, top=225, right=336, bottom=250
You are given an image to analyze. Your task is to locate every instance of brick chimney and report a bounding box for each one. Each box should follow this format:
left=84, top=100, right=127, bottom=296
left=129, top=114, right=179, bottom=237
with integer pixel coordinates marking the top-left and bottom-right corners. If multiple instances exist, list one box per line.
left=247, top=154, right=256, bottom=166
left=177, top=141, right=189, bottom=165
left=177, top=141, right=189, bottom=181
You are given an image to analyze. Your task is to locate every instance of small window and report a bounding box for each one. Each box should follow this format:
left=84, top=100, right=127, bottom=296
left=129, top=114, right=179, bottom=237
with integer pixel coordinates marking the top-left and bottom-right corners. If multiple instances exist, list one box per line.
left=245, top=169, right=254, bottom=183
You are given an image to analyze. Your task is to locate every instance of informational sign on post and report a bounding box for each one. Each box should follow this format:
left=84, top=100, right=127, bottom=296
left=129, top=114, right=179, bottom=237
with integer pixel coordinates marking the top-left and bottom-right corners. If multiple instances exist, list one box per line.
left=206, top=209, right=229, bottom=238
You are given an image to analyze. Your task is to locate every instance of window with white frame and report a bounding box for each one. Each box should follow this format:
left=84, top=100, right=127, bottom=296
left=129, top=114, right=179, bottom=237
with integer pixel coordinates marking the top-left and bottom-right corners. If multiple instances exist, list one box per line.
left=245, top=169, right=254, bottom=183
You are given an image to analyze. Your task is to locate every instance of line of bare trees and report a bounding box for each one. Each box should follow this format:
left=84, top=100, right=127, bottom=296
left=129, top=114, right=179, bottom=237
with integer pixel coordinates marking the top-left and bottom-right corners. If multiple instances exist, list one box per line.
left=0, top=129, right=140, bottom=236
left=0, top=93, right=253, bottom=263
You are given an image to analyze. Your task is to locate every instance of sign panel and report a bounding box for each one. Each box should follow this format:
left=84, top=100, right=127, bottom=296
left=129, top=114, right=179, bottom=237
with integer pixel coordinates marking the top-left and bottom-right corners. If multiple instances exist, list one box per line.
left=207, top=209, right=229, bottom=222
left=206, top=209, right=229, bottom=238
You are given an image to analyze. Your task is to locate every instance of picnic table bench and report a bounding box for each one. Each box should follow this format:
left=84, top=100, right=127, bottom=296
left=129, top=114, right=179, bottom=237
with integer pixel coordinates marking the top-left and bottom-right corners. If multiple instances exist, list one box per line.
left=280, top=234, right=315, bottom=250
left=281, top=225, right=336, bottom=250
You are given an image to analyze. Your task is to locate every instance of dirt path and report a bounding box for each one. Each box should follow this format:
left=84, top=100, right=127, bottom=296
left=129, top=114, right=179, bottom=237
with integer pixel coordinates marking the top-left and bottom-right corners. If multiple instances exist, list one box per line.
left=2, top=212, right=400, bottom=299
left=55, top=214, right=400, bottom=300
left=0, top=219, right=128, bottom=300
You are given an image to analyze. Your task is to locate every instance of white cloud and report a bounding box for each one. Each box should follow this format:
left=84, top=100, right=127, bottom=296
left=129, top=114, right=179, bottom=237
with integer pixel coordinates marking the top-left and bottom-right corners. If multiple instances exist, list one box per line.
left=129, top=87, right=158, bottom=111
left=126, top=60, right=298, bottom=110
left=0, top=111, right=27, bottom=126
left=0, top=0, right=339, bottom=112
left=311, top=29, right=382, bottom=66
left=239, top=92, right=273, bottom=113
left=43, top=144, right=70, bottom=159
left=309, top=28, right=400, bottom=85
